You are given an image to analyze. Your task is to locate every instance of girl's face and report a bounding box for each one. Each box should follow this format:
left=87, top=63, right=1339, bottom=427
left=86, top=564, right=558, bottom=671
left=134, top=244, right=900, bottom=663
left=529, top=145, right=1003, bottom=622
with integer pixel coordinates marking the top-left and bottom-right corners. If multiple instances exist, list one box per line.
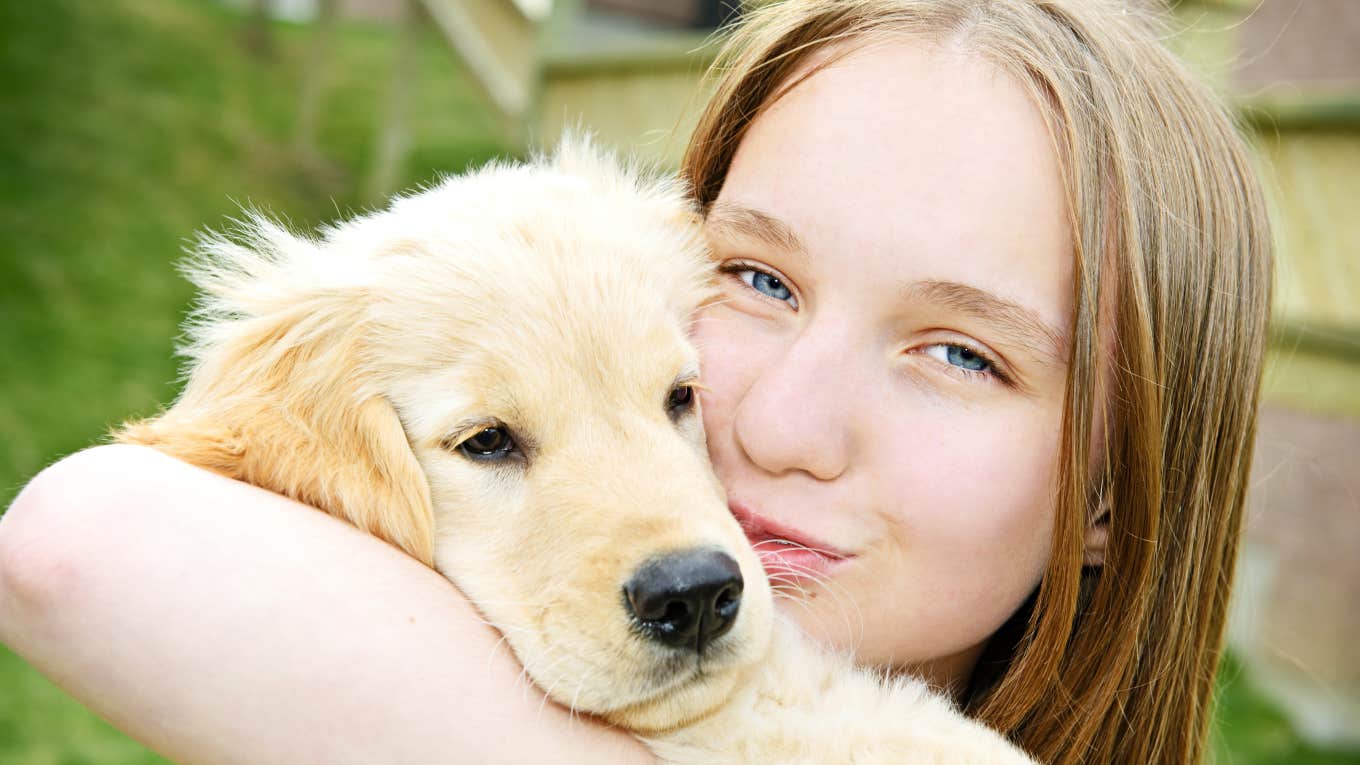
left=694, top=40, right=1074, bottom=690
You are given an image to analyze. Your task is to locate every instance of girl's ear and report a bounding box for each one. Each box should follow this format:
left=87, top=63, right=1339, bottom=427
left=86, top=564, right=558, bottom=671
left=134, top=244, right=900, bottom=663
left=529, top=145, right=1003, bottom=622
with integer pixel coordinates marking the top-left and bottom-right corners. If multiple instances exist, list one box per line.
left=115, top=220, right=436, bottom=567
left=1083, top=502, right=1110, bottom=568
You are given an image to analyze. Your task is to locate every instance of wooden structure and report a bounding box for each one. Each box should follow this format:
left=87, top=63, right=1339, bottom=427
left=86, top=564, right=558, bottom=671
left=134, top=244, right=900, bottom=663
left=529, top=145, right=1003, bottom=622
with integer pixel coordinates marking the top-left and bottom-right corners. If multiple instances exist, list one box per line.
left=421, top=0, right=720, bottom=164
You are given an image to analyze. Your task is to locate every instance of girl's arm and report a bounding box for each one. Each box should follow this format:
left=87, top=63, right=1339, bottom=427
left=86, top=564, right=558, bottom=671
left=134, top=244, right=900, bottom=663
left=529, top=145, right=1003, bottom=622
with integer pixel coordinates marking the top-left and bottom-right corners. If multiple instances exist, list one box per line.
left=0, top=444, right=652, bottom=765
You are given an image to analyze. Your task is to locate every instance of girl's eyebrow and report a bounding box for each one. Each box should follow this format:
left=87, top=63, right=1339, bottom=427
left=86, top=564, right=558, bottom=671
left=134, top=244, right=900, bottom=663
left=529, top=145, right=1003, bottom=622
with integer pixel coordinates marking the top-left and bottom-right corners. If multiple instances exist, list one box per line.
left=703, top=202, right=809, bottom=263
left=903, top=280, right=1070, bottom=368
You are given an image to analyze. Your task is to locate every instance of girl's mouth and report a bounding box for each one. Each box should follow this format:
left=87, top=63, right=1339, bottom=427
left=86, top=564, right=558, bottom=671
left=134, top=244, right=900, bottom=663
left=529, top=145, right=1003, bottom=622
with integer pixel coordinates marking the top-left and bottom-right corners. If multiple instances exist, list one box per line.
left=728, top=501, right=851, bottom=582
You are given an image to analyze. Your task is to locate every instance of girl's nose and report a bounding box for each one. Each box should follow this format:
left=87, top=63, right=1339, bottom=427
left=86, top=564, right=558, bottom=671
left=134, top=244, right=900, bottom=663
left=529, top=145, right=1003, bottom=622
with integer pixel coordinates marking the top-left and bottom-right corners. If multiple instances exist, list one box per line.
left=731, top=326, right=855, bottom=481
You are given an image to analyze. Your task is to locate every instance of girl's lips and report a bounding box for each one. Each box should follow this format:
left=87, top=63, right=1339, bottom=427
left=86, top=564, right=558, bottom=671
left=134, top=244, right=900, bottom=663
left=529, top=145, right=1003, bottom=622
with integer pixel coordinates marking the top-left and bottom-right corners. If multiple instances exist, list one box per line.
left=728, top=501, right=851, bottom=581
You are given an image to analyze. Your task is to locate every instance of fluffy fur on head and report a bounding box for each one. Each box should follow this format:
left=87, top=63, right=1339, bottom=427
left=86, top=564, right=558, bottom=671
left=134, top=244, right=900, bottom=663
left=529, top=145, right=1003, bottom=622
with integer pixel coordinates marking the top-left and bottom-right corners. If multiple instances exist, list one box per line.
left=119, top=209, right=440, bottom=565
left=119, top=136, right=1037, bottom=762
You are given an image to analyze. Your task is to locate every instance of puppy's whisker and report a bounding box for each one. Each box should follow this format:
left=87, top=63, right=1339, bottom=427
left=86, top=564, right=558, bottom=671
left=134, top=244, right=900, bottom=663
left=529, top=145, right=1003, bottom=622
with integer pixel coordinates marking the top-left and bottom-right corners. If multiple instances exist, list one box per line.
left=515, top=652, right=544, bottom=703
left=765, top=573, right=807, bottom=586
left=517, top=644, right=570, bottom=708
left=770, top=584, right=813, bottom=602
left=567, top=668, right=596, bottom=725
left=530, top=651, right=573, bottom=719
left=535, top=654, right=589, bottom=726
left=776, top=558, right=867, bottom=652
left=482, top=624, right=533, bottom=672
left=766, top=585, right=810, bottom=605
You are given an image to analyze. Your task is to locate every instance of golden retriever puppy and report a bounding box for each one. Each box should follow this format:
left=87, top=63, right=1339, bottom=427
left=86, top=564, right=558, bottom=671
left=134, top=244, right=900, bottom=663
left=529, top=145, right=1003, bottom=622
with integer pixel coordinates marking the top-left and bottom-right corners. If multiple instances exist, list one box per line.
left=117, top=139, right=1036, bottom=764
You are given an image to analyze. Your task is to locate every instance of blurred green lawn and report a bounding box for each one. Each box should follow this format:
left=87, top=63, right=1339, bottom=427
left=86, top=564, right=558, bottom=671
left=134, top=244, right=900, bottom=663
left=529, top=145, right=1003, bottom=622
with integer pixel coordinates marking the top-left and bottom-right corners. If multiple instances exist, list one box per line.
left=0, top=0, right=508, bottom=507
left=0, top=1, right=1355, bottom=763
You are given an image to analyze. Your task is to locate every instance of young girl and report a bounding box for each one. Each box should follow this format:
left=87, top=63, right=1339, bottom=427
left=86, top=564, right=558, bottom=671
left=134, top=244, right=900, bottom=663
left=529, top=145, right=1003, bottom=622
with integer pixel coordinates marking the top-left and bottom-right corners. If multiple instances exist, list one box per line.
left=0, top=1, right=1271, bottom=763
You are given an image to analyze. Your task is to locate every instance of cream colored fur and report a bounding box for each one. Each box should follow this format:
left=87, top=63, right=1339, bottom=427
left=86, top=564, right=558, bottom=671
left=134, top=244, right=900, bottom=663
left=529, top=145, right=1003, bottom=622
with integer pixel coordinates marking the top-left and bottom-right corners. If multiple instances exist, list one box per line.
left=117, top=138, right=1036, bottom=763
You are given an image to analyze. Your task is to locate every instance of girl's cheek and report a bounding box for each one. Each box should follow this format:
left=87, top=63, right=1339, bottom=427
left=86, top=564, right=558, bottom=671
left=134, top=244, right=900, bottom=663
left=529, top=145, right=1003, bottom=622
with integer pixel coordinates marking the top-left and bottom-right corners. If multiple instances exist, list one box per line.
left=695, top=310, right=770, bottom=399
left=874, top=407, right=1052, bottom=537
left=692, top=313, right=743, bottom=430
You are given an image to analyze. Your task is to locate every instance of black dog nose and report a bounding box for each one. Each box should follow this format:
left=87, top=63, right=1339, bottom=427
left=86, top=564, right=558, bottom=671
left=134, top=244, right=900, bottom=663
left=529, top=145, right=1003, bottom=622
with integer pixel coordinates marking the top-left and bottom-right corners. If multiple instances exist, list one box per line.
left=623, top=549, right=744, bottom=653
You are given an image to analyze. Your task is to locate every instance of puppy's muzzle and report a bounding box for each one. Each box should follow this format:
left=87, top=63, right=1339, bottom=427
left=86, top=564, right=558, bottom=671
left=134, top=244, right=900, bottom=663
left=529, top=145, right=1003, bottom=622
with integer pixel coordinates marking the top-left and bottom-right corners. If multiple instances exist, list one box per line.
left=624, top=549, right=744, bottom=654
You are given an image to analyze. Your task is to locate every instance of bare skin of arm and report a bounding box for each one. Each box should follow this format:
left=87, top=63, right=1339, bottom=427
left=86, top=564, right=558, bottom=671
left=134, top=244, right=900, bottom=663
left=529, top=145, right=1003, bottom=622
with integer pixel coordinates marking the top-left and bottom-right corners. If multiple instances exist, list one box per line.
left=0, top=444, right=652, bottom=765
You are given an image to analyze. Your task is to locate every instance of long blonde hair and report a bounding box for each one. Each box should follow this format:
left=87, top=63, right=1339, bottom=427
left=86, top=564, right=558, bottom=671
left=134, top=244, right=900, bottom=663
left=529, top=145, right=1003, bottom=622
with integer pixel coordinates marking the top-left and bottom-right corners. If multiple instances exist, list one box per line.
left=683, top=1, right=1273, bottom=762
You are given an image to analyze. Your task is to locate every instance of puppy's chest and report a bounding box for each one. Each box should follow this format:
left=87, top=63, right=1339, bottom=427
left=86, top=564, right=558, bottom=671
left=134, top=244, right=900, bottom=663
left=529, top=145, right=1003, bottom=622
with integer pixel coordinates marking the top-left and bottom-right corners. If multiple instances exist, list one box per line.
left=646, top=627, right=1036, bottom=765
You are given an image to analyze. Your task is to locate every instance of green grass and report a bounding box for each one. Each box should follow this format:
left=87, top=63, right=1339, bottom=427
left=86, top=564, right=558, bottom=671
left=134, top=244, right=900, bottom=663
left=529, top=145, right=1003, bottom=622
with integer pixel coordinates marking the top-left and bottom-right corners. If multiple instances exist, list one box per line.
left=0, top=645, right=172, bottom=765
left=0, top=1, right=1356, bottom=763
left=1211, top=654, right=1360, bottom=765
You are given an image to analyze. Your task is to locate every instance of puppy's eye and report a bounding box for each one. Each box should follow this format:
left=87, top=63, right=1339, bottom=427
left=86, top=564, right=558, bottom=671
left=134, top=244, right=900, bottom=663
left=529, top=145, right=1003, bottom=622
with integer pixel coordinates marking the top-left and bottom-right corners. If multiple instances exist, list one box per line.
left=667, top=384, right=695, bottom=419
left=458, top=427, right=517, bottom=460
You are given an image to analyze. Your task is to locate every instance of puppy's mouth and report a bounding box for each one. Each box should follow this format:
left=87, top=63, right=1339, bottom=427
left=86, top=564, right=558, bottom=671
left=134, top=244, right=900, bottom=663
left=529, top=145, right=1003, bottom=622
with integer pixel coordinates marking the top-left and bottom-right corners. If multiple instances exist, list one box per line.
left=650, top=634, right=742, bottom=678
left=595, top=641, right=752, bottom=730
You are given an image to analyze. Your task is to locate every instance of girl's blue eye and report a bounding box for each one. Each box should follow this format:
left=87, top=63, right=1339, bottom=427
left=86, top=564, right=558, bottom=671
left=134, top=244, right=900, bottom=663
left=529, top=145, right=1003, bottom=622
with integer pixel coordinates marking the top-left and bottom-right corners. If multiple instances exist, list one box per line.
left=738, top=268, right=798, bottom=308
left=947, top=345, right=989, bottom=372
left=925, top=343, right=992, bottom=374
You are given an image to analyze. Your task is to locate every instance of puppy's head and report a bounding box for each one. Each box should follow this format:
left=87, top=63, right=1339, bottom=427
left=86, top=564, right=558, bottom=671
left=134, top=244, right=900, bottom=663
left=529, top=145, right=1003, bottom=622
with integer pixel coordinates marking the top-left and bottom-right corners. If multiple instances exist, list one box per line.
left=120, top=138, right=771, bottom=731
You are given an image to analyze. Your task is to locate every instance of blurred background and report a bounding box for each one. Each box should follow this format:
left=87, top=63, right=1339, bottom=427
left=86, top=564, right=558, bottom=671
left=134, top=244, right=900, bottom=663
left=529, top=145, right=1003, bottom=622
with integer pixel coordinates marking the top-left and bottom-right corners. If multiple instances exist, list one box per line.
left=0, top=0, right=1356, bottom=762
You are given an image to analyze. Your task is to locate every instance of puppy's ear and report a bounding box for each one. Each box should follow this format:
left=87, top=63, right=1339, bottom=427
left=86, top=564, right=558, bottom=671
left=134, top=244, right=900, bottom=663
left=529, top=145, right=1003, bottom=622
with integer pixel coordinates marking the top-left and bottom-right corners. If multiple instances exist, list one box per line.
left=116, top=217, right=436, bottom=567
